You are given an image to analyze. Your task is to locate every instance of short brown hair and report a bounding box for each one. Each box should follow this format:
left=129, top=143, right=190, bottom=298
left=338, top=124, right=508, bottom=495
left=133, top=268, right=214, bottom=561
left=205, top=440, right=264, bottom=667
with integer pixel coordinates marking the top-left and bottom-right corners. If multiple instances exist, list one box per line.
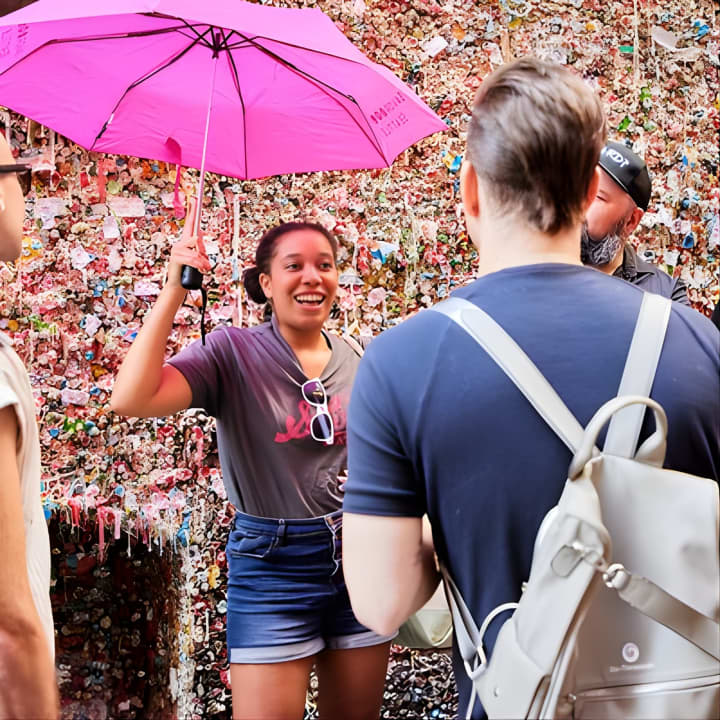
left=466, top=57, right=607, bottom=234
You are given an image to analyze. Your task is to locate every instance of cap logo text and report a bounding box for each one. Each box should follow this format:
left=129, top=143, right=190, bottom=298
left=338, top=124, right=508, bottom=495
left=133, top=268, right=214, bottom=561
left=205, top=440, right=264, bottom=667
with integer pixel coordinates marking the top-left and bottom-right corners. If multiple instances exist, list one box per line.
left=602, top=147, right=630, bottom=168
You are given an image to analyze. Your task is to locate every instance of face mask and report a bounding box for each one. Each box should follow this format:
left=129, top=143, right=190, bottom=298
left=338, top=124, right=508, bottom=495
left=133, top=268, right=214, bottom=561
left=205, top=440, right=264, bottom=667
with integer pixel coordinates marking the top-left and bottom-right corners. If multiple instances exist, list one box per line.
left=581, top=221, right=624, bottom=267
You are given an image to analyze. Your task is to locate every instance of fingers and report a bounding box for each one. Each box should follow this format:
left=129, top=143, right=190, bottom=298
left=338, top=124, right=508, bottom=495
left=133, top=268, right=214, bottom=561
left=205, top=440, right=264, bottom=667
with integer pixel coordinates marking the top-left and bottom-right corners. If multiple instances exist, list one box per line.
left=177, top=196, right=208, bottom=255
left=196, top=232, right=207, bottom=256
left=171, top=196, right=212, bottom=275
left=182, top=196, right=198, bottom=239
left=171, top=249, right=211, bottom=273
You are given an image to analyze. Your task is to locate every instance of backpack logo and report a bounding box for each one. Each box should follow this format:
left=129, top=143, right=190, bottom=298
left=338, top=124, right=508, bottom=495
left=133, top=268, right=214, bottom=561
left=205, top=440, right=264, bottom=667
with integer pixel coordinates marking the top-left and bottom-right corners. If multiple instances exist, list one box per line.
left=622, top=642, right=640, bottom=663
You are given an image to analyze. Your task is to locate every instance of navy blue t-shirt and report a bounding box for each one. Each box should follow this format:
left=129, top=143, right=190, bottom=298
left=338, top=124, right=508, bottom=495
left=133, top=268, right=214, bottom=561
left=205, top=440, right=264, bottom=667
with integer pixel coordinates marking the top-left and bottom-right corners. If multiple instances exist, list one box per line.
left=344, top=263, right=719, bottom=719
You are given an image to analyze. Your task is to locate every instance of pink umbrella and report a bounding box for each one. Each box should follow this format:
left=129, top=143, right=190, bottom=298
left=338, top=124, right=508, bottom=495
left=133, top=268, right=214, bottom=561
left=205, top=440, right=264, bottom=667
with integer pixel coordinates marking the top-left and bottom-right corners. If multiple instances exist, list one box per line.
left=0, top=0, right=445, bottom=183
left=0, top=0, right=445, bottom=337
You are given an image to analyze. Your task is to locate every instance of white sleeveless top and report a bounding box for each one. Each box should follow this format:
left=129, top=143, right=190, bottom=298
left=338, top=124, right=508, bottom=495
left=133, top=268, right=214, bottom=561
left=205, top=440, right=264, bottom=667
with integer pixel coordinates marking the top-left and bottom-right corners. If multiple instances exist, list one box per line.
left=0, top=332, right=54, bottom=657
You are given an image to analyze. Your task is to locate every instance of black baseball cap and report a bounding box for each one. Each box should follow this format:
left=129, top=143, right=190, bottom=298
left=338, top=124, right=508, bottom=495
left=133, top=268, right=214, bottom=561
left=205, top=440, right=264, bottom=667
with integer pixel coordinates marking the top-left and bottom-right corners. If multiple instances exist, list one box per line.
left=598, top=141, right=652, bottom=211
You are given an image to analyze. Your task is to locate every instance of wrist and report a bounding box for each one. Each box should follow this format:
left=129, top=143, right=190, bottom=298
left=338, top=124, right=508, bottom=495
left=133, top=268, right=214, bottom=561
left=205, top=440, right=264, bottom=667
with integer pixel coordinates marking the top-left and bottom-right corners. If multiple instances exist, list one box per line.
left=159, top=283, right=188, bottom=306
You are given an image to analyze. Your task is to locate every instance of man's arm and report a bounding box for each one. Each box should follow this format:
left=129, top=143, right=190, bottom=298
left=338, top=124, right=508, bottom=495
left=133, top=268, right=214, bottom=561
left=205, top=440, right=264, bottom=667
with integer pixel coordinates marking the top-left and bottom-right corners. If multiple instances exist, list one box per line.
left=0, top=405, right=58, bottom=719
left=343, top=513, right=440, bottom=636
left=343, top=330, right=442, bottom=634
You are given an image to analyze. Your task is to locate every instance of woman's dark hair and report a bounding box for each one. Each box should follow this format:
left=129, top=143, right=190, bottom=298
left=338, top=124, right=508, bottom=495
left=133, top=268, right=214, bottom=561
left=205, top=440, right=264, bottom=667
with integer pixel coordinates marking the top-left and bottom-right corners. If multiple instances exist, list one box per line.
left=242, top=222, right=338, bottom=317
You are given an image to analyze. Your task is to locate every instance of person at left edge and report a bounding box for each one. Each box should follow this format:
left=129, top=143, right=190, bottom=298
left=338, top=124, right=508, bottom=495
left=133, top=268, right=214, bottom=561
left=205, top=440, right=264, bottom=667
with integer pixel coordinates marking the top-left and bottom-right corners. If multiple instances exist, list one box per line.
left=109, top=204, right=392, bottom=720
left=0, top=133, right=58, bottom=718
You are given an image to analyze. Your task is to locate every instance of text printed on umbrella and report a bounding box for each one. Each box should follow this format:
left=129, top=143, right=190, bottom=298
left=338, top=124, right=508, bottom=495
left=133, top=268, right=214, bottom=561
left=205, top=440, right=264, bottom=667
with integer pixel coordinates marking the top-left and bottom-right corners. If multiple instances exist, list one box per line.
left=370, top=91, right=409, bottom=138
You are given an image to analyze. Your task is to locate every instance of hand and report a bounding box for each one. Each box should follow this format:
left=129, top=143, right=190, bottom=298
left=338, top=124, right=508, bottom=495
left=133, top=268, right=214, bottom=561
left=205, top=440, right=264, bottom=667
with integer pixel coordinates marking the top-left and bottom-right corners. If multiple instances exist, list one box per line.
left=166, top=197, right=211, bottom=289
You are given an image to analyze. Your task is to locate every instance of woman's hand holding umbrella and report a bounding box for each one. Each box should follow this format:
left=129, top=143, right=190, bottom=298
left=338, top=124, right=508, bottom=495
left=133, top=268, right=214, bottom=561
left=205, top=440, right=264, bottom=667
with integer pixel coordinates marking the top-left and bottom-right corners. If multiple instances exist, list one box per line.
left=110, top=198, right=211, bottom=417
left=167, top=198, right=211, bottom=290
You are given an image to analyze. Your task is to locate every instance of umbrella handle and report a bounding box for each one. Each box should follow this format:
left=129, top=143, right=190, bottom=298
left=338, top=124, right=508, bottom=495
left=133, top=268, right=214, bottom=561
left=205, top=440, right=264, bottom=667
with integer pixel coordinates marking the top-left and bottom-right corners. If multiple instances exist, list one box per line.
left=182, top=189, right=204, bottom=290
left=180, top=266, right=208, bottom=347
left=181, top=265, right=204, bottom=290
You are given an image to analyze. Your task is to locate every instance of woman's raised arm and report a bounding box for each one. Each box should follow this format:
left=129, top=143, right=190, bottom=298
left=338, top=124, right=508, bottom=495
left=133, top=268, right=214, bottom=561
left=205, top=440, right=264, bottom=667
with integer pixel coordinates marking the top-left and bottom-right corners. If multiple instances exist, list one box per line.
left=110, top=198, right=210, bottom=418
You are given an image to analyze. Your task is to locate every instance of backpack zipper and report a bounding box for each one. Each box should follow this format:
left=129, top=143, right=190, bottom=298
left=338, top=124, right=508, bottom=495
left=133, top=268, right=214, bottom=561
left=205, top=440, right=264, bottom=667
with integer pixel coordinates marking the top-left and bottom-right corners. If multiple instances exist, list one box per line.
left=569, top=673, right=720, bottom=718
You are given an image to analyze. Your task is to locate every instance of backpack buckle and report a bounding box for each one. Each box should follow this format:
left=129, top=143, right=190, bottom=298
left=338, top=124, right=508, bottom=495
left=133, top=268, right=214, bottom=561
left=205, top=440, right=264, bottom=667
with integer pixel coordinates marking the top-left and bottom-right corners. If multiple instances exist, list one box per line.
left=552, top=541, right=604, bottom=577
left=602, top=562, right=630, bottom=590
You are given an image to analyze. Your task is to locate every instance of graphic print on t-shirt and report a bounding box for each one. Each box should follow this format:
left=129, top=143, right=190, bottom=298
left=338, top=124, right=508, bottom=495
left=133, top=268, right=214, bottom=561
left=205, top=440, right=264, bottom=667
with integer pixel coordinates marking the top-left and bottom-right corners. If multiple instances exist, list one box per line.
left=274, top=392, right=349, bottom=445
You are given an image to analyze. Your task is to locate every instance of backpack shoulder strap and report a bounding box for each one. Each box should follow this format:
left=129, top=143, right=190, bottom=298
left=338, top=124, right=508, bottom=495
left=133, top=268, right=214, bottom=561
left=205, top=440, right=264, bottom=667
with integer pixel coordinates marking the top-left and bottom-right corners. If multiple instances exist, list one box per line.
left=604, top=293, right=671, bottom=458
left=431, top=297, right=587, bottom=453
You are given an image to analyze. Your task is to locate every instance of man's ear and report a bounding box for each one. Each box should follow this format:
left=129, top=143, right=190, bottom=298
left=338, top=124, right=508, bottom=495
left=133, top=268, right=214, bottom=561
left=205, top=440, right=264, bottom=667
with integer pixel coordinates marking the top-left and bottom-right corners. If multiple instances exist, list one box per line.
left=259, top=272, right=272, bottom=300
left=460, top=160, right=480, bottom=220
left=582, top=167, right=601, bottom=213
left=623, top=206, right=644, bottom=236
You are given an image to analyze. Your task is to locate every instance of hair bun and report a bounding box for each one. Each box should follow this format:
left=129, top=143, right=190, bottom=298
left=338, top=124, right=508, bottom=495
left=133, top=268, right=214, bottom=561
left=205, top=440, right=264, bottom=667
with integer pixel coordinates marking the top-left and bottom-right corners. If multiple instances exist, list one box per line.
left=242, top=266, right=267, bottom=304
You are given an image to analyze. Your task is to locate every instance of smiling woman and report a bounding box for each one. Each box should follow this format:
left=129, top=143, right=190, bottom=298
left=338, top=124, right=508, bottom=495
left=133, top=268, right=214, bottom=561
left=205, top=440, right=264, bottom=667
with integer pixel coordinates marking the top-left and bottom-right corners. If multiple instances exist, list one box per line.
left=109, top=212, right=392, bottom=720
left=243, top=222, right=338, bottom=327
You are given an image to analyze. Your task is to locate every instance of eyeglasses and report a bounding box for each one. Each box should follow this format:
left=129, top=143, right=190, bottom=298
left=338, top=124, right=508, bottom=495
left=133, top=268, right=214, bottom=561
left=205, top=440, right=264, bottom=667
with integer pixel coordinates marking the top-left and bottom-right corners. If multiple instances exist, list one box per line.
left=301, top=378, right=334, bottom=445
left=0, top=163, right=32, bottom=196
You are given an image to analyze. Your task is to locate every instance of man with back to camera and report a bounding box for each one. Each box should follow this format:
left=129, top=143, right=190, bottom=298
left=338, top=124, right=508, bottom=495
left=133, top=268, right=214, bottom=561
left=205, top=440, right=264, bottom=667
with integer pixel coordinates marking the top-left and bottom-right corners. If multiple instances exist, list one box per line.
left=582, top=140, right=689, bottom=304
left=0, top=132, right=58, bottom=718
left=340, top=58, right=719, bottom=719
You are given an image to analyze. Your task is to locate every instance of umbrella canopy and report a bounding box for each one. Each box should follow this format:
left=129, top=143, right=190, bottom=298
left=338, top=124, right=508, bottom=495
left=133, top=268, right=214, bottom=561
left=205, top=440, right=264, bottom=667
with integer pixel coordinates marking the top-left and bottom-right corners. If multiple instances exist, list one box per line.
left=0, top=0, right=446, bottom=180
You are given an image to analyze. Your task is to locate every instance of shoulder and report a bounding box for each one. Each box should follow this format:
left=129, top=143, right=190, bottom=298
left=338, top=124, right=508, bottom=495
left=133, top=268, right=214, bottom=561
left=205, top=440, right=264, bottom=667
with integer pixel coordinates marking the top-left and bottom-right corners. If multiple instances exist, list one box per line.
left=0, top=337, right=27, bottom=403
left=654, top=301, right=720, bottom=401
left=0, top=343, right=31, bottom=445
left=337, top=333, right=369, bottom=357
left=0, top=332, right=23, bottom=368
left=357, top=309, right=455, bottom=393
left=179, top=324, right=269, bottom=355
left=632, top=253, right=684, bottom=295
left=640, top=262, right=674, bottom=288
left=668, top=301, right=720, bottom=347
left=0, top=367, right=21, bottom=410
left=366, top=307, right=450, bottom=354
left=633, top=252, right=667, bottom=278
left=214, top=324, right=262, bottom=345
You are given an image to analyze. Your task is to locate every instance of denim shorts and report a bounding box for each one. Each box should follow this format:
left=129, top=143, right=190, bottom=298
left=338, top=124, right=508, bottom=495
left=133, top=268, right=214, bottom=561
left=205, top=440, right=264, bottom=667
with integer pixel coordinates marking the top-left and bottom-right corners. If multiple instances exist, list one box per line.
left=226, top=509, right=395, bottom=664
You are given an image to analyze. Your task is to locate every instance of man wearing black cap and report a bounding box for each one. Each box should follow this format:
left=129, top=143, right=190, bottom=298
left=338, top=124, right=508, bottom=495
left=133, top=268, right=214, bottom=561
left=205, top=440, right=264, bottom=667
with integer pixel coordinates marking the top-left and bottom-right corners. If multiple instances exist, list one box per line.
left=582, top=140, right=689, bottom=304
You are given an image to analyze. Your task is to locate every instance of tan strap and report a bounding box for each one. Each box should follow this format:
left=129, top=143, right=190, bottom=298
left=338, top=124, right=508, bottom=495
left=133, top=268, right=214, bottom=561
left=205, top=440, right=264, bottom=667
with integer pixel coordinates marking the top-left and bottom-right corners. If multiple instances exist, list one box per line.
left=607, top=567, right=720, bottom=661
left=604, top=294, right=671, bottom=458
left=431, top=297, right=587, bottom=453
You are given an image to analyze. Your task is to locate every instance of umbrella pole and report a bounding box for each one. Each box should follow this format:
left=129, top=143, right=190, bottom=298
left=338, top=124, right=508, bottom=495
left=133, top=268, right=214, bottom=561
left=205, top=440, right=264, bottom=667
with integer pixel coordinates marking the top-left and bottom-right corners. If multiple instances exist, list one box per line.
left=180, top=48, right=220, bottom=346
left=194, top=51, right=220, bottom=236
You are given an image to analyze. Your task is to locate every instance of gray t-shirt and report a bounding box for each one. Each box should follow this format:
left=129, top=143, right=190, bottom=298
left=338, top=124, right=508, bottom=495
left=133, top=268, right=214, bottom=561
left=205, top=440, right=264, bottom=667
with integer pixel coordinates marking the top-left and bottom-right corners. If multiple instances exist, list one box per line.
left=168, top=317, right=363, bottom=519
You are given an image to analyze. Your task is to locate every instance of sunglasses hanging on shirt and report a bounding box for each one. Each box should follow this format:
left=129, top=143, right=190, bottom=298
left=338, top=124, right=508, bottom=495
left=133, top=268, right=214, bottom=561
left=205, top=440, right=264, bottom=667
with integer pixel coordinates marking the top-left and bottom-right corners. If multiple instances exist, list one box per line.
left=301, top=378, right=334, bottom=445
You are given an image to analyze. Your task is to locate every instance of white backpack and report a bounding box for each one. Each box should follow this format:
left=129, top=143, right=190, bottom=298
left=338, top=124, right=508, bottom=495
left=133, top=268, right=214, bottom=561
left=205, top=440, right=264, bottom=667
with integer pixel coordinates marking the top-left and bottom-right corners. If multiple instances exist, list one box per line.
left=431, top=293, right=720, bottom=719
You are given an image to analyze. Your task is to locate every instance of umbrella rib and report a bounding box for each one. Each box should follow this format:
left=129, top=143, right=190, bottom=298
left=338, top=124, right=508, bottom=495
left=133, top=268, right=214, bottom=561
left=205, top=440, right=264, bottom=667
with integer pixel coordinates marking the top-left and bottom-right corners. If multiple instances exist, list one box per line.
left=0, top=24, right=205, bottom=81
left=177, top=19, right=217, bottom=49
left=223, top=34, right=371, bottom=71
left=223, top=33, right=411, bottom=164
left=223, top=33, right=390, bottom=166
left=91, top=31, right=212, bottom=148
left=224, top=46, right=250, bottom=179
